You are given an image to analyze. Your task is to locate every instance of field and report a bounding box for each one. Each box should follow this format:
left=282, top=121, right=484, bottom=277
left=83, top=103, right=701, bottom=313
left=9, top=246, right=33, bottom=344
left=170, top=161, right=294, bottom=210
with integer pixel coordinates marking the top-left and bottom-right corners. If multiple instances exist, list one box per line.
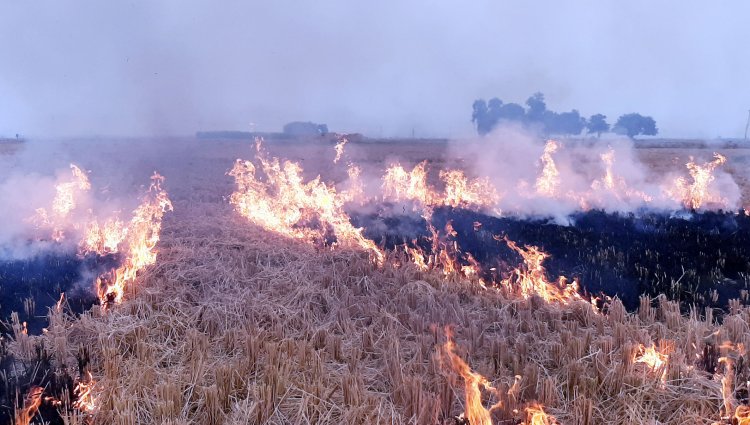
left=6, top=137, right=750, bottom=425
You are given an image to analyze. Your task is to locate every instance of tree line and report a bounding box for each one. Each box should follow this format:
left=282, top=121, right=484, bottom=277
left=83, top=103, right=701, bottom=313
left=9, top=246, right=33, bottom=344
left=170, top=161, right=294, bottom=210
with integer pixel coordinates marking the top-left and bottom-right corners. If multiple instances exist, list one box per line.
left=471, top=92, right=657, bottom=138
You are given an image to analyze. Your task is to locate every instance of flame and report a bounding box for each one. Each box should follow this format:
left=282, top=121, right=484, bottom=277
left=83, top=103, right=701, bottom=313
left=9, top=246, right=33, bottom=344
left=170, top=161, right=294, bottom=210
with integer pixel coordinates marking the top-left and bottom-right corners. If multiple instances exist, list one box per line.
left=534, top=140, right=560, bottom=197
left=382, top=161, right=500, bottom=212
left=523, top=403, right=557, bottom=425
left=52, top=164, right=91, bottom=216
left=97, top=173, right=173, bottom=305
left=382, top=161, right=436, bottom=207
left=33, top=164, right=92, bottom=241
left=81, top=216, right=128, bottom=255
left=15, top=386, right=43, bottom=425
left=499, top=237, right=583, bottom=304
left=333, top=137, right=348, bottom=164
left=440, top=169, right=500, bottom=210
left=72, top=371, right=97, bottom=414
left=666, top=153, right=728, bottom=209
left=229, top=145, right=383, bottom=263
left=634, top=343, right=669, bottom=383
left=591, top=148, right=653, bottom=204
left=441, top=330, right=501, bottom=425
left=340, top=164, right=365, bottom=204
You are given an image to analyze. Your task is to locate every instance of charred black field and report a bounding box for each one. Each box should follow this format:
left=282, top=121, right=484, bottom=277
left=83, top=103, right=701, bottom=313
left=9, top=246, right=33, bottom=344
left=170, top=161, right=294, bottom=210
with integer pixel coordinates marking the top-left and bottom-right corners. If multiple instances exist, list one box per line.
left=0, top=250, right=119, bottom=425
left=352, top=206, right=750, bottom=312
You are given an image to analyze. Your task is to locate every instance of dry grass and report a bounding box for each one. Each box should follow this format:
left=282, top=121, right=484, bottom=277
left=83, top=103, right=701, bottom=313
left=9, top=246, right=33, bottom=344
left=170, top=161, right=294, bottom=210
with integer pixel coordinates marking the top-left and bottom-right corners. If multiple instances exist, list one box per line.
left=8, top=138, right=750, bottom=424
left=9, top=199, right=750, bottom=424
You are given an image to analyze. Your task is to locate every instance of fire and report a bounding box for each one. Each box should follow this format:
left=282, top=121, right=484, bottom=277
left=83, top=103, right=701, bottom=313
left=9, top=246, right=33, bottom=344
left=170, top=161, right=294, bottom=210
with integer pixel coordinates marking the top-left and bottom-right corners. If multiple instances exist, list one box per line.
left=340, top=164, right=365, bottom=204
left=333, top=136, right=348, bottom=164
left=534, top=140, right=560, bottom=197
left=524, top=403, right=558, bottom=425
left=499, top=237, right=583, bottom=304
left=382, top=161, right=436, bottom=207
left=15, top=386, right=43, bottom=425
left=81, top=216, right=128, bottom=255
left=441, top=330, right=501, bottom=425
left=634, top=344, right=668, bottom=377
left=591, top=148, right=653, bottom=204
left=52, top=164, right=91, bottom=217
left=440, top=169, right=500, bottom=210
left=97, top=173, right=173, bottom=305
left=382, top=162, right=500, bottom=212
left=33, top=164, right=92, bottom=241
left=229, top=146, right=384, bottom=263
left=666, top=153, right=728, bottom=209
left=72, top=371, right=97, bottom=413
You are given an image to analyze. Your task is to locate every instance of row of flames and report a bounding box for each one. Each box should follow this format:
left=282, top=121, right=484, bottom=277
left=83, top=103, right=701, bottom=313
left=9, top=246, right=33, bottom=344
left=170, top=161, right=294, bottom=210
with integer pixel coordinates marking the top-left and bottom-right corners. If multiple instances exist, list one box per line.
left=33, top=164, right=173, bottom=305
left=227, top=138, right=743, bottom=424
left=18, top=164, right=173, bottom=424
left=13, top=137, right=738, bottom=424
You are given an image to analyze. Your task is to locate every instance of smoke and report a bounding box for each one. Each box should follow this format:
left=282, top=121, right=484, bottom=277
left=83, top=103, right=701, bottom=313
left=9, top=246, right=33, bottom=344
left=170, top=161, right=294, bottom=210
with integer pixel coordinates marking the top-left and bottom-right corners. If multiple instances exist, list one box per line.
left=445, top=125, right=742, bottom=219
left=0, top=142, right=143, bottom=260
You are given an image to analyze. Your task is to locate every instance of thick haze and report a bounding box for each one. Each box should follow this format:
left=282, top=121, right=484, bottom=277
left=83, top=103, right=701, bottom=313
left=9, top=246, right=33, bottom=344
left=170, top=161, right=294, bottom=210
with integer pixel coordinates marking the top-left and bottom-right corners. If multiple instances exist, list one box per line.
left=1, top=1, right=748, bottom=139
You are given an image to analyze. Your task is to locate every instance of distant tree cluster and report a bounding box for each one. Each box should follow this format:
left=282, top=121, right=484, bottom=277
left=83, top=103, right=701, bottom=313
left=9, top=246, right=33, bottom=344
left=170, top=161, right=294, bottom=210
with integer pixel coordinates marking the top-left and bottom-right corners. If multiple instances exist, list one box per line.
left=471, top=92, right=657, bottom=139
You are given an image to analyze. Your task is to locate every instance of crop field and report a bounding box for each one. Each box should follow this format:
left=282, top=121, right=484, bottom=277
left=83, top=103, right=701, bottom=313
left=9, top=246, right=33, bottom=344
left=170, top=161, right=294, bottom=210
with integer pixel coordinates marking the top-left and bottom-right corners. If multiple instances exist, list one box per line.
left=4, top=137, right=750, bottom=425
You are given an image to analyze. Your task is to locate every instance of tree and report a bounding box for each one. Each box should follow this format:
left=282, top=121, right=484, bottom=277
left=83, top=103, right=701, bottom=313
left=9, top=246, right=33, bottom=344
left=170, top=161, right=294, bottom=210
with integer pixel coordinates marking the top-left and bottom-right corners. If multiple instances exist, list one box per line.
left=544, top=110, right=586, bottom=136
left=471, top=99, right=490, bottom=135
left=525, top=92, right=547, bottom=123
left=613, top=113, right=658, bottom=138
left=586, top=114, right=610, bottom=137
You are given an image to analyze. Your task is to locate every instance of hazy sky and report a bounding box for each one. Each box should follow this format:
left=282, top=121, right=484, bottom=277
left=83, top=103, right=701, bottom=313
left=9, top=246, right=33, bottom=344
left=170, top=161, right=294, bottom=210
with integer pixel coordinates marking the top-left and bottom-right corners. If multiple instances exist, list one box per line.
left=1, top=1, right=748, bottom=138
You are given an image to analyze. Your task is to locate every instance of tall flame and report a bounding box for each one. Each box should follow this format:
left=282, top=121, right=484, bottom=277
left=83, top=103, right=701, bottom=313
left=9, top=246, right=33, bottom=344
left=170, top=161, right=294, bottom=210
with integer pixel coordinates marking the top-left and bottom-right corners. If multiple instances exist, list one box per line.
left=333, top=137, right=348, bottom=164
left=97, top=173, right=173, bottom=305
left=34, top=164, right=92, bottom=241
left=666, top=153, right=727, bottom=209
left=500, top=237, right=583, bottom=304
left=441, top=330, right=500, bottom=425
left=534, top=140, right=560, bottom=197
left=229, top=147, right=383, bottom=263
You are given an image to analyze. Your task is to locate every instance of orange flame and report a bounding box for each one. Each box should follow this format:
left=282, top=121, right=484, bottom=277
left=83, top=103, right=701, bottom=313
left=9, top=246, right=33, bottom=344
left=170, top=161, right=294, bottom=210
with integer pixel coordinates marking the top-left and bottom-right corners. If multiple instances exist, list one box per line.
left=229, top=146, right=383, bottom=263
left=72, top=371, right=97, bottom=414
left=499, top=237, right=583, bottom=304
left=33, top=164, right=92, bottom=241
left=591, top=148, right=653, bottom=204
left=97, top=173, right=173, bottom=305
left=534, top=140, right=560, bottom=197
left=333, top=137, right=348, bottom=164
left=15, top=386, right=43, bottom=425
left=441, top=329, right=501, bottom=425
left=634, top=344, right=668, bottom=371
left=523, top=403, right=558, bottom=425
left=666, top=153, right=727, bottom=209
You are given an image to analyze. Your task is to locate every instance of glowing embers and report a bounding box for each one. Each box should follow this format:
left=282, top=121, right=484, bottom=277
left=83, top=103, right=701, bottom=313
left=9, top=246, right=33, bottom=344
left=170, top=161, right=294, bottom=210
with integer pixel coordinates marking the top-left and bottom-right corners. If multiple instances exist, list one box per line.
left=229, top=145, right=384, bottom=263
left=666, top=153, right=729, bottom=209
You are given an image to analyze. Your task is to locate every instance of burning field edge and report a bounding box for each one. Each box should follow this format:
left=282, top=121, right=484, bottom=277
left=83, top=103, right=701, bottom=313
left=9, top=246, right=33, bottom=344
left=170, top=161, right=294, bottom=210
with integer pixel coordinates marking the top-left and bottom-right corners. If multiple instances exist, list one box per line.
left=5, top=137, right=750, bottom=424
left=6, top=202, right=750, bottom=425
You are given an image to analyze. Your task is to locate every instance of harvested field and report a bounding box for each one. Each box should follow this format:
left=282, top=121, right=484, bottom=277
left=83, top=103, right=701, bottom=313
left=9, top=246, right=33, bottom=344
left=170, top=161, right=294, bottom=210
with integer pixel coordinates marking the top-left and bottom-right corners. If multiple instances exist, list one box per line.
left=5, top=138, right=750, bottom=424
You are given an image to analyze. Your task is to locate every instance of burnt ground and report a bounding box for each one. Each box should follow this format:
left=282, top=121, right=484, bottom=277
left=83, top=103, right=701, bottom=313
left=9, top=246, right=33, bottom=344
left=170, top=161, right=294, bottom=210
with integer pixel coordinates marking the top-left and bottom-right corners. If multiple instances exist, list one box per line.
left=352, top=206, right=750, bottom=312
left=0, top=250, right=117, bottom=424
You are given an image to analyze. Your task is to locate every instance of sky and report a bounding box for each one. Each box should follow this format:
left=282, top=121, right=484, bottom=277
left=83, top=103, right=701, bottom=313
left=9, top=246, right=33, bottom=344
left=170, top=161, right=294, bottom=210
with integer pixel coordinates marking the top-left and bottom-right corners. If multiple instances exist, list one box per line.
left=0, top=1, right=749, bottom=139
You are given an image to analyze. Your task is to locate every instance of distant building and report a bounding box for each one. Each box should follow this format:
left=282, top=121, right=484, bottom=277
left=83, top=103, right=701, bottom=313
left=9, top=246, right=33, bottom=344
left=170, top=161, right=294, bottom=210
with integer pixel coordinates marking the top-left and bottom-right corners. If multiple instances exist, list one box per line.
left=282, top=121, right=328, bottom=136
